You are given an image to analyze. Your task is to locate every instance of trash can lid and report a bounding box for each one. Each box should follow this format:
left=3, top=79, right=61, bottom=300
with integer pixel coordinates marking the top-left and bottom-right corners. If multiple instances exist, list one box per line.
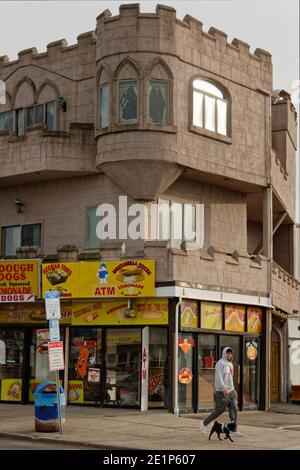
left=34, top=381, right=64, bottom=395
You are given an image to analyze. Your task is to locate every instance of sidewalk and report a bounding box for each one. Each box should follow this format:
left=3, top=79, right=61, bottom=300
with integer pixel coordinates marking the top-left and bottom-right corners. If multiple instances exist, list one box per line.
left=0, top=404, right=300, bottom=450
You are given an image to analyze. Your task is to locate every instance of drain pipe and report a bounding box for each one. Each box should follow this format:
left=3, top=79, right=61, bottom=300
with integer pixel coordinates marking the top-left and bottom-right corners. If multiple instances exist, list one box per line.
left=174, top=293, right=183, bottom=417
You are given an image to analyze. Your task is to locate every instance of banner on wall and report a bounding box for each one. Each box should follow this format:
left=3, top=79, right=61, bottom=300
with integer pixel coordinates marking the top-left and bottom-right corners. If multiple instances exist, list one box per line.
left=201, top=302, right=223, bottom=330
left=42, top=260, right=155, bottom=299
left=180, top=300, right=198, bottom=328
left=71, top=298, right=168, bottom=326
left=0, top=260, right=39, bottom=302
left=225, top=304, right=246, bottom=332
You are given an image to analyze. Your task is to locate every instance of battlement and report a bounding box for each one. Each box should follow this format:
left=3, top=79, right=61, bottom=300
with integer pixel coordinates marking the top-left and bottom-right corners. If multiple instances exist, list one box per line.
left=0, top=31, right=96, bottom=71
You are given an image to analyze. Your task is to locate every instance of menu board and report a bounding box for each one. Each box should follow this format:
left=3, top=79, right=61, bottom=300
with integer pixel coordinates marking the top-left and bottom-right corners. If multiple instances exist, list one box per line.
left=224, top=304, right=245, bottom=332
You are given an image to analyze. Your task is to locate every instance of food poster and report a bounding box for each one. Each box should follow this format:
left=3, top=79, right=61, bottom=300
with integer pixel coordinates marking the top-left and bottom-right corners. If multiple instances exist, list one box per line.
left=201, top=302, right=223, bottom=330
left=247, top=307, right=263, bottom=334
left=180, top=300, right=198, bottom=328
left=224, top=304, right=246, bottom=332
left=29, top=379, right=62, bottom=402
left=71, top=298, right=168, bottom=326
left=68, top=380, right=84, bottom=403
left=35, top=329, right=51, bottom=380
left=246, top=341, right=258, bottom=361
left=42, top=260, right=155, bottom=298
left=0, top=260, right=39, bottom=301
left=0, top=302, right=72, bottom=324
left=1, top=378, right=22, bottom=401
left=88, top=368, right=100, bottom=383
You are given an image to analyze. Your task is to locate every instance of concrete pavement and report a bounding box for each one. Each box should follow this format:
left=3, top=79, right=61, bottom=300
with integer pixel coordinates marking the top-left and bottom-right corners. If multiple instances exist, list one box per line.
left=0, top=404, right=299, bottom=450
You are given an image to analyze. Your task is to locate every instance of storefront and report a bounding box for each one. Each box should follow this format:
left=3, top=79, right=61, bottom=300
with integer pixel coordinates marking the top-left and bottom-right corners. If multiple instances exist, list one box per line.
left=178, top=300, right=265, bottom=412
left=0, top=259, right=170, bottom=409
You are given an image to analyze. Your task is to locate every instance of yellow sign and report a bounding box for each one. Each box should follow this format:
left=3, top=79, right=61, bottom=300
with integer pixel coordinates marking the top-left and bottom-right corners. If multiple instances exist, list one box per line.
left=247, top=307, right=262, bottom=334
left=225, top=304, right=245, bottom=332
left=68, top=380, right=84, bottom=404
left=0, top=302, right=72, bottom=324
left=71, top=298, right=168, bottom=326
left=0, top=260, right=39, bottom=301
left=180, top=300, right=198, bottom=328
left=42, top=260, right=155, bottom=299
left=201, top=302, right=223, bottom=330
left=1, top=378, right=22, bottom=401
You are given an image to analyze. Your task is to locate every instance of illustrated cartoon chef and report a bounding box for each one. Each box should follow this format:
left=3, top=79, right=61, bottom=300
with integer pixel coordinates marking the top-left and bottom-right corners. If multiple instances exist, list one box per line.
left=96, top=262, right=109, bottom=284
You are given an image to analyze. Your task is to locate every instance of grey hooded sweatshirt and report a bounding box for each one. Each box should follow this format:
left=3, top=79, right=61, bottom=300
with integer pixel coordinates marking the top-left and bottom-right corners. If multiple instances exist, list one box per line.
left=215, top=347, right=235, bottom=392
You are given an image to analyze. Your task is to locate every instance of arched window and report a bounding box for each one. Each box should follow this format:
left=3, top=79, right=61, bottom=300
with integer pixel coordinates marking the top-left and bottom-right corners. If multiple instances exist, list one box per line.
left=192, top=79, right=228, bottom=136
left=98, top=65, right=111, bottom=129
left=146, top=59, right=172, bottom=125
left=114, top=58, right=140, bottom=125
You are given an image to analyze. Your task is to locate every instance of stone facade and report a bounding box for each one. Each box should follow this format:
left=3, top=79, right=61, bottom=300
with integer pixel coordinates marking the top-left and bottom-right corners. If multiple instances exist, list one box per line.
left=0, top=3, right=298, bottom=314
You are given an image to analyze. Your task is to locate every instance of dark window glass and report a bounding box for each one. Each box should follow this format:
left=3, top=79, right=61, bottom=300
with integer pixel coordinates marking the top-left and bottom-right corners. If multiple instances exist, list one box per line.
left=100, top=84, right=109, bottom=128
left=46, top=101, right=55, bottom=131
left=119, top=80, right=138, bottom=124
left=0, top=111, right=13, bottom=131
left=149, top=80, right=168, bottom=124
left=21, top=224, right=41, bottom=247
left=16, top=109, right=24, bottom=136
left=35, top=104, right=45, bottom=124
left=25, top=107, right=35, bottom=128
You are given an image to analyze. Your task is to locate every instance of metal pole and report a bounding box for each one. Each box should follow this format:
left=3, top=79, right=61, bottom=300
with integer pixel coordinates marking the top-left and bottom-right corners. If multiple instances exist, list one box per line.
left=174, top=294, right=182, bottom=416
left=56, top=370, right=63, bottom=435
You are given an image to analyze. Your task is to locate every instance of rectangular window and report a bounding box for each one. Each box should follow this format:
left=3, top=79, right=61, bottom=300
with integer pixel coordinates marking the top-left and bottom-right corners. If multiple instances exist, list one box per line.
left=204, top=95, right=216, bottom=132
left=35, top=104, right=45, bottom=124
left=119, top=80, right=138, bottom=124
left=25, top=106, right=35, bottom=128
left=16, top=109, right=24, bottom=136
left=100, top=84, right=109, bottom=128
left=46, top=101, right=56, bottom=131
left=157, top=199, right=198, bottom=249
left=86, top=208, right=100, bottom=248
left=2, top=224, right=41, bottom=257
left=192, top=91, right=203, bottom=127
left=217, top=99, right=227, bottom=136
left=149, top=80, right=168, bottom=124
left=0, top=111, right=13, bottom=131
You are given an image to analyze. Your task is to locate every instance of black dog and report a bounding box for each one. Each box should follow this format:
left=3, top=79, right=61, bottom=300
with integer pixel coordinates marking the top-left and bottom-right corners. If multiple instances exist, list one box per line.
left=208, top=421, right=236, bottom=442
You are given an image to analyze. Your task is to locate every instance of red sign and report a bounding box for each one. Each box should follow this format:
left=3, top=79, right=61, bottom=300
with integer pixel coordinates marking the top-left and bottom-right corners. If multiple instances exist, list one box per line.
left=0, top=294, right=34, bottom=303
left=48, top=341, right=64, bottom=371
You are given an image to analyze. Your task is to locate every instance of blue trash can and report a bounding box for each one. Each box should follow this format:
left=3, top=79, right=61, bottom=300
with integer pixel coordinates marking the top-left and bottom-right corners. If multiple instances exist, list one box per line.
left=34, top=381, right=65, bottom=432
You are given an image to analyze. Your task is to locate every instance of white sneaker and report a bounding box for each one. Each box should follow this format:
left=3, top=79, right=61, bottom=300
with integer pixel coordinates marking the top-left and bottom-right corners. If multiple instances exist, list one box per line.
left=199, top=420, right=207, bottom=434
left=230, top=430, right=243, bottom=437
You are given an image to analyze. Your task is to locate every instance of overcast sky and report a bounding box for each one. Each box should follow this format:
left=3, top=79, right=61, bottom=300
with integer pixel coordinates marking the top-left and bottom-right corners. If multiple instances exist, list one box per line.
left=0, top=0, right=299, bottom=216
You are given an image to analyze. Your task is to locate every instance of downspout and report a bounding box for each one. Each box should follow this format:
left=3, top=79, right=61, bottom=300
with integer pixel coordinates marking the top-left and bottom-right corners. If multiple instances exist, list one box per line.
left=174, top=294, right=183, bottom=417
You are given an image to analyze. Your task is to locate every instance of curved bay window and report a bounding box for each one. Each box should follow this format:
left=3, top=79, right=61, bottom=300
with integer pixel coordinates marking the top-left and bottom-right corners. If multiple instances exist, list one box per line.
left=192, top=79, right=228, bottom=136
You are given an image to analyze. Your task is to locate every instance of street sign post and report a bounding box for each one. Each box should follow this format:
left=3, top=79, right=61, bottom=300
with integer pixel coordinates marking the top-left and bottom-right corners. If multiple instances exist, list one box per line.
left=45, top=291, right=63, bottom=434
left=45, top=291, right=61, bottom=320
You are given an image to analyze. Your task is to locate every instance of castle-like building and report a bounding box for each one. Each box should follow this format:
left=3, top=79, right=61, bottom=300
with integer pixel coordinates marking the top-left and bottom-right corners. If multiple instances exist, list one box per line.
left=0, top=4, right=298, bottom=411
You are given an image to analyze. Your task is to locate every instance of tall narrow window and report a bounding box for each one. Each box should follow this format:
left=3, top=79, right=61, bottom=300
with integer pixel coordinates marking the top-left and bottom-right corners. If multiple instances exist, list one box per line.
left=99, top=84, right=110, bottom=128
left=0, top=111, right=13, bottom=131
left=119, top=80, right=138, bottom=124
left=16, top=109, right=24, bottom=136
left=192, top=79, right=228, bottom=136
left=86, top=208, right=100, bottom=248
left=46, top=101, right=56, bottom=131
left=148, top=80, right=169, bottom=124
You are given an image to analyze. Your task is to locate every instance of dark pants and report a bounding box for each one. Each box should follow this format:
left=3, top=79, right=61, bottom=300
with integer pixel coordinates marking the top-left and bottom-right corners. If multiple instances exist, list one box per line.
left=203, top=390, right=238, bottom=428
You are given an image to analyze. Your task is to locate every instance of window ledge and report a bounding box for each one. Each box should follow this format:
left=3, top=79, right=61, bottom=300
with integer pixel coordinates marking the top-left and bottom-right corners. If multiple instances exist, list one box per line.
left=189, top=124, right=232, bottom=144
left=96, top=123, right=178, bottom=136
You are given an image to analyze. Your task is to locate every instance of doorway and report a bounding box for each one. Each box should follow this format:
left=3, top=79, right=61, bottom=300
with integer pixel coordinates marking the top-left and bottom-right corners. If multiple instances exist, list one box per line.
left=219, top=335, right=241, bottom=406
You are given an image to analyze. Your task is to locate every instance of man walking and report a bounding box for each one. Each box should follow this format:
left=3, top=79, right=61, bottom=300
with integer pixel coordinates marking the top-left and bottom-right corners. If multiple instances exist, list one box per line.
left=199, top=347, right=242, bottom=437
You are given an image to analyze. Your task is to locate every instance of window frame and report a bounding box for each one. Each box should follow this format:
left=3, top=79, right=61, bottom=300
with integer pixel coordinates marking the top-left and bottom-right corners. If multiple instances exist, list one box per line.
left=13, top=101, right=56, bottom=136
left=2, top=223, right=41, bottom=257
left=118, top=79, right=139, bottom=125
left=99, top=83, right=110, bottom=129
left=0, top=110, right=14, bottom=132
left=190, top=78, right=232, bottom=143
left=148, top=79, right=169, bottom=125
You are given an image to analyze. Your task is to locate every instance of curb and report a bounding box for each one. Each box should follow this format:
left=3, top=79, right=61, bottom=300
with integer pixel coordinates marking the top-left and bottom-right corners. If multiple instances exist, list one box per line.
left=0, top=432, right=136, bottom=450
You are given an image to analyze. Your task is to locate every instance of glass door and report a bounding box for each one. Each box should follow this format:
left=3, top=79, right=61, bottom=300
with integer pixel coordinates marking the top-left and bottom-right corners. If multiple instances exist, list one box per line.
left=0, top=329, right=24, bottom=402
left=104, top=329, right=141, bottom=407
left=197, top=334, right=217, bottom=409
left=69, top=328, right=103, bottom=405
left=178, top=332, right=195, bottom=410
left=219, top=335, right=241, bottom=406
left=243, top=337, right=260, bottom=408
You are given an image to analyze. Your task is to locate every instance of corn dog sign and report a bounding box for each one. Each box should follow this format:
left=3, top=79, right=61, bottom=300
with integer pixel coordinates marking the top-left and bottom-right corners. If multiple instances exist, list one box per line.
left=0, top=260, right=39, bottom=302
left=42, top=260, right=155, bottom=298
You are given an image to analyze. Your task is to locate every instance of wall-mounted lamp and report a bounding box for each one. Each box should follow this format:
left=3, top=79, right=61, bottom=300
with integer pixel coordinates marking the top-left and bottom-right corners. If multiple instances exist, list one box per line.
left=57, top=96, right=67, bottom=112
left=15, top=198, right=25, bottom=214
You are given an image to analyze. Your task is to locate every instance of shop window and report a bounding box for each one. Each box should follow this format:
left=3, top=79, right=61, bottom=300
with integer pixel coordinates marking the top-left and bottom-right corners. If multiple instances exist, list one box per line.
left=148, top=80, right=169, bottom=124
left=0, top=111, right=13, bottom=131
left=197, top=334, right=217, bottom=409
left=0, top=329, right=24, bottom=402
left=157, top=199, right=198, bottom=249
left=99, top=84, right=110, bottom=128
left=2, top=223, right=41, bottom=257
left=192, top=79, right=228, bottom=136
left=148, top=328, right=168, bottom=408
left=178, top=332, right=194, bottom=410
left=119, top=80, right=138, bottom=124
